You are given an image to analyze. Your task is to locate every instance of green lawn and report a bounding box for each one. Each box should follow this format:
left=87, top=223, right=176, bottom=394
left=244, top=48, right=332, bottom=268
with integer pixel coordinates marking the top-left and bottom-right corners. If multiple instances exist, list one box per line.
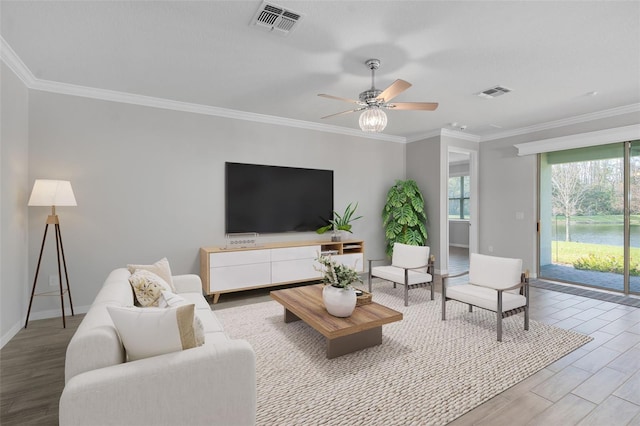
left=552, top=241, right=640, bottom=275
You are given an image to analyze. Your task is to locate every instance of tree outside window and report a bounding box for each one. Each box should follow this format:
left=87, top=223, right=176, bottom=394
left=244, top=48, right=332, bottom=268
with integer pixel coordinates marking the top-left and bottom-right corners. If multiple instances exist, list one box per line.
left=448, top=176, right=470, bottom=219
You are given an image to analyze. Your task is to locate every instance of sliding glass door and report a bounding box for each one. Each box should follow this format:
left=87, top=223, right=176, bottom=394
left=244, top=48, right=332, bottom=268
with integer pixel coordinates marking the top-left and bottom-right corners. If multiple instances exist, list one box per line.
left=631, top=141, right=640, bottom=293
left=539, top=141, right=639, bottom=294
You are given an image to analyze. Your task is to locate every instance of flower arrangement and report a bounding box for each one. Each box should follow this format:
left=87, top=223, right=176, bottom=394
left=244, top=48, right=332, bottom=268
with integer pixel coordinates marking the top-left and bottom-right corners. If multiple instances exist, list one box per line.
left=316, top=254, right=363, bottom=289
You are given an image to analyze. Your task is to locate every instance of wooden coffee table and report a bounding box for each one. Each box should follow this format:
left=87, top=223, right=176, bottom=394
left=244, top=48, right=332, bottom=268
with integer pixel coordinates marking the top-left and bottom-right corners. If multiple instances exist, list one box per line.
left=270, top=284, right=403, bottom=359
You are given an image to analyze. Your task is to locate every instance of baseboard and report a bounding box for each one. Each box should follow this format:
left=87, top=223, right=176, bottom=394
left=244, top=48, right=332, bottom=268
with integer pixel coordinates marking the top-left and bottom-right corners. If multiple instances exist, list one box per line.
left=26, top=305, right=91, bottom=322
left=1, top=305, right=91, bottom=349
left=0, top=321, right=22, bottom=349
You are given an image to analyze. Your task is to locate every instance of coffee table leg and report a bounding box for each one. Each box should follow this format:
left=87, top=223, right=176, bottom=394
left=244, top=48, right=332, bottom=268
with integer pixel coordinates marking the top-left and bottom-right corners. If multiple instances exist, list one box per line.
left=284, top=308, right=301, bottom=323
left=326, top=326, right=382, bottom=359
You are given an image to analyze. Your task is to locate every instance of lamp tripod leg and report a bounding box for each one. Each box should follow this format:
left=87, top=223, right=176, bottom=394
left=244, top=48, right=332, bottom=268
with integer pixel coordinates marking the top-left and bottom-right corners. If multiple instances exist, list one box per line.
left=25, top=224, right=49, bottom=329
left=54, top=224, right=67, bottom=328
left=56, top=223, right=74, bottom=317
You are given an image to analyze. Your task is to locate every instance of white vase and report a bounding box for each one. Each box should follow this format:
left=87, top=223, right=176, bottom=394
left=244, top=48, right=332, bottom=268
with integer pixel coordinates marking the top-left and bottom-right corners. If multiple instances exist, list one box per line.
left=322, top=285, right=357, bottom=317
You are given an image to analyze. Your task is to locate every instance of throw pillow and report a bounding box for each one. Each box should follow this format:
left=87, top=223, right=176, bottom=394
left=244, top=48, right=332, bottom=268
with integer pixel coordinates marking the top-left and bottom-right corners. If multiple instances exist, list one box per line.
left=107, top=304, right=197, bottom=361
left=128, top=269, right=172, bottom=307
left=158, top=290, right=205, bottom=347
left=127, top=257, right=176, bottom=292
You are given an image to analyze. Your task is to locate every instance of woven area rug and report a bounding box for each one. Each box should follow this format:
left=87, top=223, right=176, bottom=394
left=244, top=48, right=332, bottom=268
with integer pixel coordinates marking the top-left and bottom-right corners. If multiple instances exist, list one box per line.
left=215, top=285, right=592, bottom=425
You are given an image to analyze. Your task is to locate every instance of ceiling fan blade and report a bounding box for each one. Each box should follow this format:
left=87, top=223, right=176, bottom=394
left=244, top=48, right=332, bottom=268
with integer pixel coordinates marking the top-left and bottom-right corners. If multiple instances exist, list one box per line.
left=318, top=94, right=361, bottom=104
left=387, top=102, right=439, bottom=111
left=376, top=79, right=412, bottom=102
left=321, top=108, right=363, bottom=119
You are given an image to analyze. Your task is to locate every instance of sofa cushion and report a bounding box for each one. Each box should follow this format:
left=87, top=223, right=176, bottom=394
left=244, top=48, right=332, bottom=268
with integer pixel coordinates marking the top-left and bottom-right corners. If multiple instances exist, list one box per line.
left=107, top=304, right=197, bottom=361
left=129, top=269, right=171, bottom=307
left=127, top=257, right=176, bottom=292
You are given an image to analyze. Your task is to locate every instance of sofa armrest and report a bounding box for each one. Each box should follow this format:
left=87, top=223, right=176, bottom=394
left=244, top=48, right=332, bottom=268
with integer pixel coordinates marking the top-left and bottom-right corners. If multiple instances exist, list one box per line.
left=172, top=274, right=203, bottom=294
left=59, top=340, right=256, bottom=426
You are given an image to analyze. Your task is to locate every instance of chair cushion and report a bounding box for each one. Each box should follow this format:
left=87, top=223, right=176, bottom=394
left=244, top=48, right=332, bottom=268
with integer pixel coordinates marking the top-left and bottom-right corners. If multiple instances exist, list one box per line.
left=392, top=243, right=430, bottom=270
left=446, top=284, right=526, bottom=312
left=371, top=265, right=432, bottom=286
left=469, top=253, right=522, bottom=293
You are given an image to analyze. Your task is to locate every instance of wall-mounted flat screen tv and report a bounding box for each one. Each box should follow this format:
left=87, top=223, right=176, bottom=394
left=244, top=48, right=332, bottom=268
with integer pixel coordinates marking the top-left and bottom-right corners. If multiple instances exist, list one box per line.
left=225, top=162, right=333, bottom=234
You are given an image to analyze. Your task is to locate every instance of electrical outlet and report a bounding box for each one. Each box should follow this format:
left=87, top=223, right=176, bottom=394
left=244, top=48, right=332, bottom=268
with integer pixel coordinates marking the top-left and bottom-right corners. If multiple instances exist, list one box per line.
left=488, top=246, right=494, bottom=252
left=49, top=275, right=59, bottom=287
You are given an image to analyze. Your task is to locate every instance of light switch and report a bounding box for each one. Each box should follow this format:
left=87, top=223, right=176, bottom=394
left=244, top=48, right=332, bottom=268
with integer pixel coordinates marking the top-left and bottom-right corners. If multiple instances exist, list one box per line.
left=516, top=212, right=524, bottom=220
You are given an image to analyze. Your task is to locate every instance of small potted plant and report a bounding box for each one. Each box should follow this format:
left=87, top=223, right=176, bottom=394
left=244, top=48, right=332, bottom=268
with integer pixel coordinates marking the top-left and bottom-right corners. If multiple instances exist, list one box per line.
left=316, top=202, right=362, bottom=241
left=316, top=254, right=363, bottom=317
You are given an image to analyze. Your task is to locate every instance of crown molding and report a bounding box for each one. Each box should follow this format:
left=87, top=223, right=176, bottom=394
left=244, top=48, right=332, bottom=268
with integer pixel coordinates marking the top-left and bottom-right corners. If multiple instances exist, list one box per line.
left=0, top=36, right=36, bottom=86
left=3, top=35, right=635, bottom=145
left=480, top=103, right=640, bottom=142
left=0, top=40, right=405, bottom=144
left=440, top=128, right=482, bottom=142
left=28, top=78, right=407, bottom=142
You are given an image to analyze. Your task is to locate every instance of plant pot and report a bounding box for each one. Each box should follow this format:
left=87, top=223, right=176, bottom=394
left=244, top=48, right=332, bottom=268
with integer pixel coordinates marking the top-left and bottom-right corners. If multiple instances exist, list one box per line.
left=322, top=285, right=357, bottom=317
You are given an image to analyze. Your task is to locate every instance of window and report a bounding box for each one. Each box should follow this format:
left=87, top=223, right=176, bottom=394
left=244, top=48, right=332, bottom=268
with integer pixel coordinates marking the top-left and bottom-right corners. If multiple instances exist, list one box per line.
left=448, top=176, right=470, bottom=219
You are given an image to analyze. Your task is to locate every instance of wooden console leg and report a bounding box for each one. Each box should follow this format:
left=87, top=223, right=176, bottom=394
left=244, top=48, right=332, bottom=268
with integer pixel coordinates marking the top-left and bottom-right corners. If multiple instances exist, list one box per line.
left=212, top=293, right=220, bottom=304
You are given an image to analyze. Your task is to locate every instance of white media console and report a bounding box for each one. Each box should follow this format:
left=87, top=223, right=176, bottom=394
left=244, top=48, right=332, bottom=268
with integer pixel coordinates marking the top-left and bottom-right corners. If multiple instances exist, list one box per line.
left=200, top=240, right=364, bottom=303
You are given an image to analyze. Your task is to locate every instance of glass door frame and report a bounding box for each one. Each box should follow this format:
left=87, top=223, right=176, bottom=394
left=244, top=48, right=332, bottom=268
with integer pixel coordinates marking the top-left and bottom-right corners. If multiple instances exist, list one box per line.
left=536, top=140, right=636, bottom=295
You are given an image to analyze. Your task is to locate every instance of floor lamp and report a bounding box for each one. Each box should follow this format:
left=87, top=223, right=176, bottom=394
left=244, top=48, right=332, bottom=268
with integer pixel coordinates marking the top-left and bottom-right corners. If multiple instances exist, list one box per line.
left=25, top=179, right=76, bottom=328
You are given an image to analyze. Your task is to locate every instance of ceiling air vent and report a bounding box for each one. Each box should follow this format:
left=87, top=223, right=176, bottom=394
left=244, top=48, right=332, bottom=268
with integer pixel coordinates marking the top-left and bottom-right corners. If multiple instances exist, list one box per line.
left=251, top=2, right=304, bottom=36
left=476, top=85, right=512, bottom=99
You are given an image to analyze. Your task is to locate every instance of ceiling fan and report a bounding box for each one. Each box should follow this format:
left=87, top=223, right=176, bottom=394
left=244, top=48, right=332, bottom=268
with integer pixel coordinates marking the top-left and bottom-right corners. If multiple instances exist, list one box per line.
left=318, top=59, right=439, bottom=133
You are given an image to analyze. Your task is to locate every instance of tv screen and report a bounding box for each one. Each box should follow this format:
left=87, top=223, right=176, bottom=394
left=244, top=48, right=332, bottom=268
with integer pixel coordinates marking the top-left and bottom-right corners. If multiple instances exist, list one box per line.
left=225, top=162, right=333, bottom=234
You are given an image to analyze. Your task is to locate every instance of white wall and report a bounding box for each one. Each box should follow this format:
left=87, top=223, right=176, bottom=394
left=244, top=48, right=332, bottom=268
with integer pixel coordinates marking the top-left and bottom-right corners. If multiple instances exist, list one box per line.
left=24, top=90, right=406, bottom=316
left=1, top=63, right=29, bottom=345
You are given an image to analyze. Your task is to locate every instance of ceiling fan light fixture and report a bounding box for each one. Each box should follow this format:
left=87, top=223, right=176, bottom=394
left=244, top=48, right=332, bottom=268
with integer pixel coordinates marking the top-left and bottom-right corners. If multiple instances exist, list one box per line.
left=359, top=107, right=387, bottom=132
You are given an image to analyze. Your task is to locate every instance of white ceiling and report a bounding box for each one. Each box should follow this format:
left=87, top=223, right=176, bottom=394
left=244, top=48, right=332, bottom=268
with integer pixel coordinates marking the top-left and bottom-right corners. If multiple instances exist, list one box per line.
left=2, top=1, right=639, bottom=141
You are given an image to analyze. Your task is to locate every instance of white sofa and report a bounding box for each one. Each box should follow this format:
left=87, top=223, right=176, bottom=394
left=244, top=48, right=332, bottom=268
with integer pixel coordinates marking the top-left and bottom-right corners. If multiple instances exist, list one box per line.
left=59, top=268, right=256, bottom=426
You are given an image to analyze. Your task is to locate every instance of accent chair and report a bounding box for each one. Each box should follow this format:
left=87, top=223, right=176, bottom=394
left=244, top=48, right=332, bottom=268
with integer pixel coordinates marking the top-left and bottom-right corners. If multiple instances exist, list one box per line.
left=368, top=243, right=434, bottom=306
left=441, top=253, right=529, bottom=341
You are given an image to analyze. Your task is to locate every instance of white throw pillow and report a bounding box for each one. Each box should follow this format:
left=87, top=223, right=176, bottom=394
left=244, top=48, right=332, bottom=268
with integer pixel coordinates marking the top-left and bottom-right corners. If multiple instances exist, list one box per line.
left=107, top=304, right=197, bottom=361
left=127, top=257, right=176, bottom=291
left=158, top=291, right=205, bottom=347
left=157, top=290, right=186, bottom=308
left=129, top=269, right=172, bottom=307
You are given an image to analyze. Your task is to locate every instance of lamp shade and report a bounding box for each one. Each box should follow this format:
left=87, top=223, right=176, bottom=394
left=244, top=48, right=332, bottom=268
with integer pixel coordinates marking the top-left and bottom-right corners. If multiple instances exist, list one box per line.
left=28, top=180, right=77, bottom=207
left=359, top=107, right=388, bottom=132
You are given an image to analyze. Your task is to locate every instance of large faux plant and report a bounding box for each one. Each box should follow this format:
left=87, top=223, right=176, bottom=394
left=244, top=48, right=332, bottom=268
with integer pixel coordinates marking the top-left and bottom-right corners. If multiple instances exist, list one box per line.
left=382, top=179, right=428, bottom=256
left=316, top=202, right=362, bottom=234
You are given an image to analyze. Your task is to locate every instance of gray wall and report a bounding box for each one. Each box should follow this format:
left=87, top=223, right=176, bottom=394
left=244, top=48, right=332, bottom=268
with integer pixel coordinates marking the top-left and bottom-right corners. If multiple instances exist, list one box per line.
left=406, top=135, right=441, bottom=266
left=22, top=90, right=405, bottom=321
left=1, top=64, right=29, bottom=344
left=449, top=221, right=469, bottom=247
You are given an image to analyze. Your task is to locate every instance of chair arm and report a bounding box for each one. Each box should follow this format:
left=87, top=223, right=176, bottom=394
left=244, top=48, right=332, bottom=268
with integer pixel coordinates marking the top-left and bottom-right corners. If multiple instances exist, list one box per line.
left=368, top=258, right=389, bottom=271
left=442, top=270, right=470, bottom=280
left=470, top=279, right=528, bottom=293
left=59, top=340, right=256, bottom=426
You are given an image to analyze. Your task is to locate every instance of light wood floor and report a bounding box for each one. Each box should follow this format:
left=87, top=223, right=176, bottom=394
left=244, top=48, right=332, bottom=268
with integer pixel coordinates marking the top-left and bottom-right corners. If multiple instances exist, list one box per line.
left=3, top=269, right=640, bottom=425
